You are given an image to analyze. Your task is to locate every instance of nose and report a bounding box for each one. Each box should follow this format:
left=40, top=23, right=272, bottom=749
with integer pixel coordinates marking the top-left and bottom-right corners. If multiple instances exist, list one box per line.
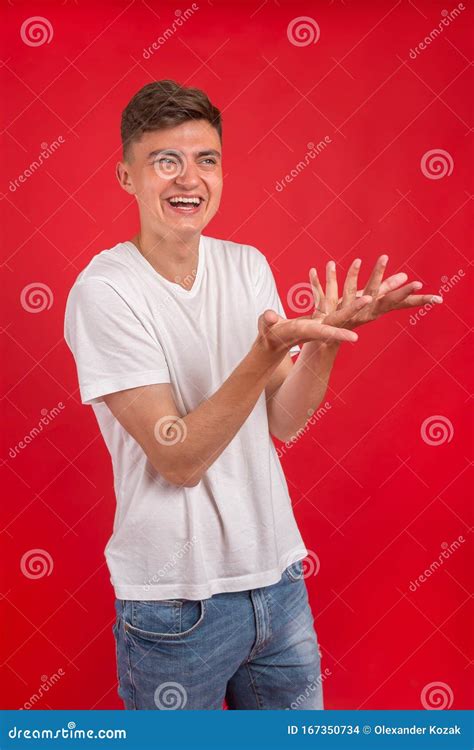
left=174, top=157, right=200, bottom=189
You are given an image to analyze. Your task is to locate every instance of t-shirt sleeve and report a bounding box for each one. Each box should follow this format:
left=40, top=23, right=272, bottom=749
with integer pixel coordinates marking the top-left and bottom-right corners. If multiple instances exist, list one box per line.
left=252, top=249, right=301, bottom=356
left=64, top=277, right=171, bottom=405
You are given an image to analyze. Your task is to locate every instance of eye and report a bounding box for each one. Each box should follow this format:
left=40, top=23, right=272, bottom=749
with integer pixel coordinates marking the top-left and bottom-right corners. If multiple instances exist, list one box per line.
left=200, top=158, right=216, bottom=165
left=155, top=156, right=178, bottom=165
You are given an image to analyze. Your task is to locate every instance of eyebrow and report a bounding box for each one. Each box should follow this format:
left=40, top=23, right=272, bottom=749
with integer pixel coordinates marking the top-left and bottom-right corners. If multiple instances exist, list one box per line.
left=146, top=148, right=221, bottom=159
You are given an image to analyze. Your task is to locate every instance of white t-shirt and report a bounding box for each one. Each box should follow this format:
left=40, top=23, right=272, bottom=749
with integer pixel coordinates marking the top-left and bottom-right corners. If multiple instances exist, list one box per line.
left=64, top=234, right=307, bottom=600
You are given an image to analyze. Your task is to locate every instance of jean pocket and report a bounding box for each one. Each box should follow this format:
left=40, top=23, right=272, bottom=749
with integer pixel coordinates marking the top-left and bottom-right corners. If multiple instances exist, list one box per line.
left=285, top=559, right=304, bottom=582
left=123, top=599, right=206, bottom=643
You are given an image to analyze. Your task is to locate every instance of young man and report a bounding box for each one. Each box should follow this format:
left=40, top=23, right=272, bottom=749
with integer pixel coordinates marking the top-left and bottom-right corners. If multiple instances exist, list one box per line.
left=64, top=80, right=442, bottom=710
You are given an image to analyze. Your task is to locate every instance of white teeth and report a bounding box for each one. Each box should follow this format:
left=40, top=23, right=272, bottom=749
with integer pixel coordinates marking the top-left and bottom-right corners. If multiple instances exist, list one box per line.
left=169, top=197, right=201, bottom=205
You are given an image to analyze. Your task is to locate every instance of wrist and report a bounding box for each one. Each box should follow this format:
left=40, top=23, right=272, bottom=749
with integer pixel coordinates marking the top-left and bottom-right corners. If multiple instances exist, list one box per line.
left=253, top=330, right=288, bottom=360
left=303, top=339, right=341, bottom=360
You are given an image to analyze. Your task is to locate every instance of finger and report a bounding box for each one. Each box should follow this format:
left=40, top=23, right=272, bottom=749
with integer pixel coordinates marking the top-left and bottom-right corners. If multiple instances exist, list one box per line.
left=326, top=294, right=373, bottom=327
left=378, top=272, right=408, bottom=295
left=391, top=292, right=443, bottom=310
left=376, top=281, right=424, bottom=312
left=263, top=309, right=280, bottom=325
left=363, top=254, right=389, bottom=298
left=342, top=258, right=361, bottom=307
left=314, top=322, right=358, bottom=343
left=325, top=260, right=338, bottom=312
left=257, top=308, right=281, bottom=337
left=311, top=308, right=326, bottom=323
left=309, top=267, right=325, bottom=312
left=292, top=317, right=358, bottom=344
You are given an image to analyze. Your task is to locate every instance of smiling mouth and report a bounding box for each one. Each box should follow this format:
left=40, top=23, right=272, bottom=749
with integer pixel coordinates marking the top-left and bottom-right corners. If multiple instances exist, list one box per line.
left=164, top=196, right=205, bottom=214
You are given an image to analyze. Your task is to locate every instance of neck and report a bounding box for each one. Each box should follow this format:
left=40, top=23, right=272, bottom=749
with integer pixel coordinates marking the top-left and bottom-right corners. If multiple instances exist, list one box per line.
left=131, top=229, right=201, bottom=289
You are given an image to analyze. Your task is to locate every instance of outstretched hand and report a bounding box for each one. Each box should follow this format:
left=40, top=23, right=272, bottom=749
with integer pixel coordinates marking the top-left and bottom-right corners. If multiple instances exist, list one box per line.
left=309, top=255, right=443, bottom=330
left=257, top=255, right=443, bottom=356
left=257, top=293, right=373, bottom=354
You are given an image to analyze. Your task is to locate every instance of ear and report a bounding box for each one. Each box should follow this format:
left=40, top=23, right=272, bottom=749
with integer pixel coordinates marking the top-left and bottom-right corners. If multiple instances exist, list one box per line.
left=115, top=160, right=136, bottom=196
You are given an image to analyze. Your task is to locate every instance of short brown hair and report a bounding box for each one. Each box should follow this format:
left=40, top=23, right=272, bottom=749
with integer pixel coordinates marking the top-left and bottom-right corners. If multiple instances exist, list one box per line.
left=120, top=79, right=222, bottom=161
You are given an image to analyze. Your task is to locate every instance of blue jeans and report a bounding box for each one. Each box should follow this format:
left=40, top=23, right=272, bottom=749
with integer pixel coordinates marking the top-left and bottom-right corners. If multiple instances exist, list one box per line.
left=112, top=559, right=323, bottom=710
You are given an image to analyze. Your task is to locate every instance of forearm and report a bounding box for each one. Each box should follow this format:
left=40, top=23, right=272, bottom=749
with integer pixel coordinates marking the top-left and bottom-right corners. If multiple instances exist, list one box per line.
left=167, top=338, right=284, bottom=486
left=266, top=341, right=340, bottom=442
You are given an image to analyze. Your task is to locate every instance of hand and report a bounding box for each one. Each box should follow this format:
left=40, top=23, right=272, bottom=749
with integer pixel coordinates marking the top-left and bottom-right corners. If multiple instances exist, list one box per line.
left=256, top=292, right=373, bottom=355
left=309, top=255, right=443, bottom=330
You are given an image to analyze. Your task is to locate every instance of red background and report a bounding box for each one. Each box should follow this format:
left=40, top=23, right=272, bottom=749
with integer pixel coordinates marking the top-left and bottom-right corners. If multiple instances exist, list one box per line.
left=1, top=0, right=472, bottom=710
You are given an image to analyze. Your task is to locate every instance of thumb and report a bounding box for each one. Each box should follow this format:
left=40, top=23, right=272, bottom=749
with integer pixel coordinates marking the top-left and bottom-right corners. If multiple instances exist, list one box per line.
left=257, top=308, right=280, bottom=336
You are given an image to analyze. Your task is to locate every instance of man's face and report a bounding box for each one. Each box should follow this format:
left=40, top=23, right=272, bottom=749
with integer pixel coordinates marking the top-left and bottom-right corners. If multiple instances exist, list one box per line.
left=117, top=119, right=223, bottom=242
